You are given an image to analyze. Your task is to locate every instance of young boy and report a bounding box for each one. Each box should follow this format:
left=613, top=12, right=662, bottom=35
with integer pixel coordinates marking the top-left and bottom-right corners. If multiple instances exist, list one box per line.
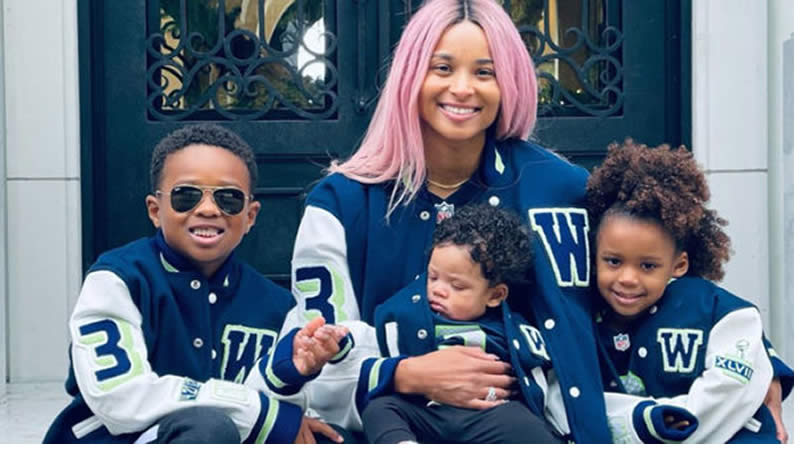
left=585, top=141, right=794, bottom=443
left=363, top=205, right=563, bottom=443
left=43, top=124, right=340, bottom=443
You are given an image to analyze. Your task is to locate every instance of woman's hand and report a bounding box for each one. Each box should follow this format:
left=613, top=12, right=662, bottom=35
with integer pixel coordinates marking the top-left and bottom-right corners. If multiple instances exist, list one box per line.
left=394, top=346, right=514, bottom=409
left=293, top=417, right=343, bottom=444
left=764, top=377, right=788, bottom=443
left=292, top=317, right=349, bottom=376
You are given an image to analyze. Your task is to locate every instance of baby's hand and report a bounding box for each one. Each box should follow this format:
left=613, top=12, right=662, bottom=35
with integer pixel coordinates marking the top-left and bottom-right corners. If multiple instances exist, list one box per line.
left=293, top=317, right=349, bottom=376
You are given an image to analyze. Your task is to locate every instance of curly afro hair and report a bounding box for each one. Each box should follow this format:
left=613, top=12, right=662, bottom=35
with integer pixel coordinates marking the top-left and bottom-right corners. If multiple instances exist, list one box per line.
left=432, top=204, right=532, bottom=286
left=585, top=139, right=731, bottom=281
left=150, top=124, right=258, bottom=193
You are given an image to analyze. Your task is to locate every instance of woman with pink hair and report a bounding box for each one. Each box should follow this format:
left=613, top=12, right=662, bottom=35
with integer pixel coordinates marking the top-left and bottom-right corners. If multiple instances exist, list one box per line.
left=247, top=0, right=610, bottom=443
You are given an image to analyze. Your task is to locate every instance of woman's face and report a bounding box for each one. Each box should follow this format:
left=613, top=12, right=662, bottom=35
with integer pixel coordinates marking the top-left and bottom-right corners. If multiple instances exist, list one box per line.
left=418, top=21, right=501, bottom=149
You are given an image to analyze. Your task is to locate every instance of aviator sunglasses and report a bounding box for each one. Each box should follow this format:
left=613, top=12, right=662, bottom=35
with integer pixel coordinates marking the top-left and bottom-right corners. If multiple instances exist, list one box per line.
left=156, top=184, right=252, bottom=215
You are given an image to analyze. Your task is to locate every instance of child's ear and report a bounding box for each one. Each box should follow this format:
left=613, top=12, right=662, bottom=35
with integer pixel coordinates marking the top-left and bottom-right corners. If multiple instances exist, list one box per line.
left=145, top=194, right=161, bottom=229
left=245, top=200, right=261, bottom=233
left=486, top=283, right=509, bottom=307
left=671, top=250, right=689, bottom=278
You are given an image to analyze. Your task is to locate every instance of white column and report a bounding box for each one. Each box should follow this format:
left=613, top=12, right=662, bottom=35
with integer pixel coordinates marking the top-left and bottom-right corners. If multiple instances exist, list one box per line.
left=766, top=0, right=795, bottom=442
left=693, top=0, right=770, bottom=313
left=0, top=0, right=8, bottom=397
left=3, top=0, right=81, bottom=381
left=767, top=0, right=793, bottom=367
left=694, top=0, right=793, bottom=441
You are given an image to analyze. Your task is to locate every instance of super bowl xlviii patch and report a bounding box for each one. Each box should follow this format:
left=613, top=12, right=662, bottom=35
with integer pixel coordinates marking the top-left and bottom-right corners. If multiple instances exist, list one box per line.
left=714, top=339, right=754, bottom=383
left=434, top=201, right=455, bottom=223
left=179, top=377, right=202, bottom=401
left=613, top=333, right=630, bottom=351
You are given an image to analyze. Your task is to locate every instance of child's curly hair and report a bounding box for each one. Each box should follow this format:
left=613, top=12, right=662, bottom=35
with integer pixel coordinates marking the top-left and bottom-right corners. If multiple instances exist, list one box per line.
left=432, top=204, right=532, bottom=286
left=150, top=124, right=258, bottom=193
left=585, top=140, right=731, bottom=281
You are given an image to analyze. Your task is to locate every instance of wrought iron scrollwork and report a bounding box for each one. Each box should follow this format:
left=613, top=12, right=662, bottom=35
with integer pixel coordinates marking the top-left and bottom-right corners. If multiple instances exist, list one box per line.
left=507, top=0, right=624, bottom=117
left=147, top=0, right=337, bottom=121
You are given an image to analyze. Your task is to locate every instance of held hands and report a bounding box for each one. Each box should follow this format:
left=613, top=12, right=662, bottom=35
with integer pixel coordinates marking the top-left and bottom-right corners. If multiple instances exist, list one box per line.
left=395, top=346, right=515, bottom=409
left=294, top=416, right=343, bottom=444
left=292, top=316, right=349, bottom=376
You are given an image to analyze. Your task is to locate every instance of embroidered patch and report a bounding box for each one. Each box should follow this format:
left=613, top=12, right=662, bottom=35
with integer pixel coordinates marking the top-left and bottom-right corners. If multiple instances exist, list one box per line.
left=434, top=201, right=455, bottom=224
left=519, top=324, right=550, bottom=361
left=714, top=356, right=754, bottom=383
left=715, top=341, right=754, bottom=384
left=613, top=333, right=630, bottom=351
left=656, top=328, right=703, bottom=373
left=620, top=371, right=646, bottom=396
left=179, top=377, right=202, bottom=401
left=527, top=208, right=590, bottom=287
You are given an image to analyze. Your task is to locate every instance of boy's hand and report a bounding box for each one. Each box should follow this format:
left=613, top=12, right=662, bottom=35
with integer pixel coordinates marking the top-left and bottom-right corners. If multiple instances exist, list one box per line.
left=293, top=317, right=350, bottom=376
left=294, top=416, right=343, bottom=444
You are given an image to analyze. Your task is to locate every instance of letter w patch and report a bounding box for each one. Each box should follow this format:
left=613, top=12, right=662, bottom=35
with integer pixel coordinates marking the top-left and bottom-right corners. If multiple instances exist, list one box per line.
left=528, top=208, right=590, bottom=287
left=657, top=328, right=704, bottom=373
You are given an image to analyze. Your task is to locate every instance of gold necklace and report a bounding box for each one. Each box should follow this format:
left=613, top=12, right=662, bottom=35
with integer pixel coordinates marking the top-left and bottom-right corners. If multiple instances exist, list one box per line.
left=427, top=176, right=471, bottom=190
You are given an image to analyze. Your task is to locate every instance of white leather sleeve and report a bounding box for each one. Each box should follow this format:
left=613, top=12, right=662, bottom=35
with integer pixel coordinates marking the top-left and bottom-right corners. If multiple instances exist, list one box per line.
left=245, top=205, right=381, bottom=431
left=71, top=271, right=280, bottom=441
left=604, top=307, right=773, bottom=443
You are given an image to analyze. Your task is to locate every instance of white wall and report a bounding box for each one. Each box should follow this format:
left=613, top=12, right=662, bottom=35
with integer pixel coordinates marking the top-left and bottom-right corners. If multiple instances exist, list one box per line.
left=693, top=0, right=794, bottom=440
left=693, top=0, right=769, bottom=310
left=0, top=0, right=8, bottom=396
left=3, top=0, right=81, bottom=382
left=767, top=0, right=794, bottom=369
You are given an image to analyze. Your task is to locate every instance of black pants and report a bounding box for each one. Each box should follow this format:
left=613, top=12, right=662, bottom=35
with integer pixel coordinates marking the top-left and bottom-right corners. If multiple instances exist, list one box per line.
left=362, top=395, right=565, bottom=444
left=151, top=407, right=240, bottom=444
left=149, top=407, right=361, bottom=444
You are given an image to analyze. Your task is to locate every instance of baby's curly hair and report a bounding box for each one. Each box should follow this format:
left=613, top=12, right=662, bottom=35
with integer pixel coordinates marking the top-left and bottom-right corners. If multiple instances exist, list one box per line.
left=585, top=139, right=730, bottom=281
left=432, top=204, right=532, bottom=286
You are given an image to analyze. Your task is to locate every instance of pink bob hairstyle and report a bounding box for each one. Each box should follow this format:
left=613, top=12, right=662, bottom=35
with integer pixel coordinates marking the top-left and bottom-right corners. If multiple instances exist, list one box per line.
left=329, top=0, right=538, bottom=215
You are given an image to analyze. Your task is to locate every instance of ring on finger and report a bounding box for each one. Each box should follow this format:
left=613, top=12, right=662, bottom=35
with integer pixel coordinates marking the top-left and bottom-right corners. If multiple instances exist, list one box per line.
left=485, top=386, right=497, bottom=402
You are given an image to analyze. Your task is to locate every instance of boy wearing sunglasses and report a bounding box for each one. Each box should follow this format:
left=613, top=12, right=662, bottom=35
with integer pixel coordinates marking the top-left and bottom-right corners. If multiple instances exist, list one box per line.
left=44, top=124, right=343, bottom=444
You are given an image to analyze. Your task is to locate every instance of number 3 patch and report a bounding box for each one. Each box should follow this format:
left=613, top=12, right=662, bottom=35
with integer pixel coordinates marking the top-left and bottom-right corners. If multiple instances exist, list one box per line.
left=78, top=319, right=144, bottom=391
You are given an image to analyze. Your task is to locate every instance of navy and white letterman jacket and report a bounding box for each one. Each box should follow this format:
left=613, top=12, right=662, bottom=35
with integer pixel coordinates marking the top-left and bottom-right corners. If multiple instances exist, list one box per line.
left=598, top=276, right=793, bottom=444
left=44, top=231, right=302, bottom=444
left=245, top=134, right=612, bottom=443
left=372, top=277, right=554, bottom=425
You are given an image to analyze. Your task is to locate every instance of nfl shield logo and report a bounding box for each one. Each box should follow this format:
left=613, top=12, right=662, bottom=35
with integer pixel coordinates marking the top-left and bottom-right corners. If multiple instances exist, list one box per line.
left=434, top=201, right=455, bottom=223
left=613, top=333, right=630, bottom=352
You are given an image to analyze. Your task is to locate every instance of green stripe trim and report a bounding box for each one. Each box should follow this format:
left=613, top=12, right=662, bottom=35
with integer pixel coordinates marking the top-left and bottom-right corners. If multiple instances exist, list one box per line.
left=159, top=253, right=179, bottom=273
left=494, top=148, right=505, bottom=174
left=368, top=358, right=386, bottom=392
left=643, top=405, right=680, bottom=444
left=255, top=396, right=280, bottom=444
left=265, top=349, right=288, bottom=389
left=333, top=336, right=353, bottom=360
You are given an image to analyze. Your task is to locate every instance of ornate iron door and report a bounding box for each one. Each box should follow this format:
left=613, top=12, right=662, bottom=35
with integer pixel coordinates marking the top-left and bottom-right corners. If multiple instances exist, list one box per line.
left=80, top=0, right=689, bottom=283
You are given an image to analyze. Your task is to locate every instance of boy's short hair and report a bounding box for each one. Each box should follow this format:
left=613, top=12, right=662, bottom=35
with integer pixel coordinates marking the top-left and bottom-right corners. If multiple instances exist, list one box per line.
left=150, top=124, right=259, bottom=192
left=432, top=205, right=532, bottom=286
